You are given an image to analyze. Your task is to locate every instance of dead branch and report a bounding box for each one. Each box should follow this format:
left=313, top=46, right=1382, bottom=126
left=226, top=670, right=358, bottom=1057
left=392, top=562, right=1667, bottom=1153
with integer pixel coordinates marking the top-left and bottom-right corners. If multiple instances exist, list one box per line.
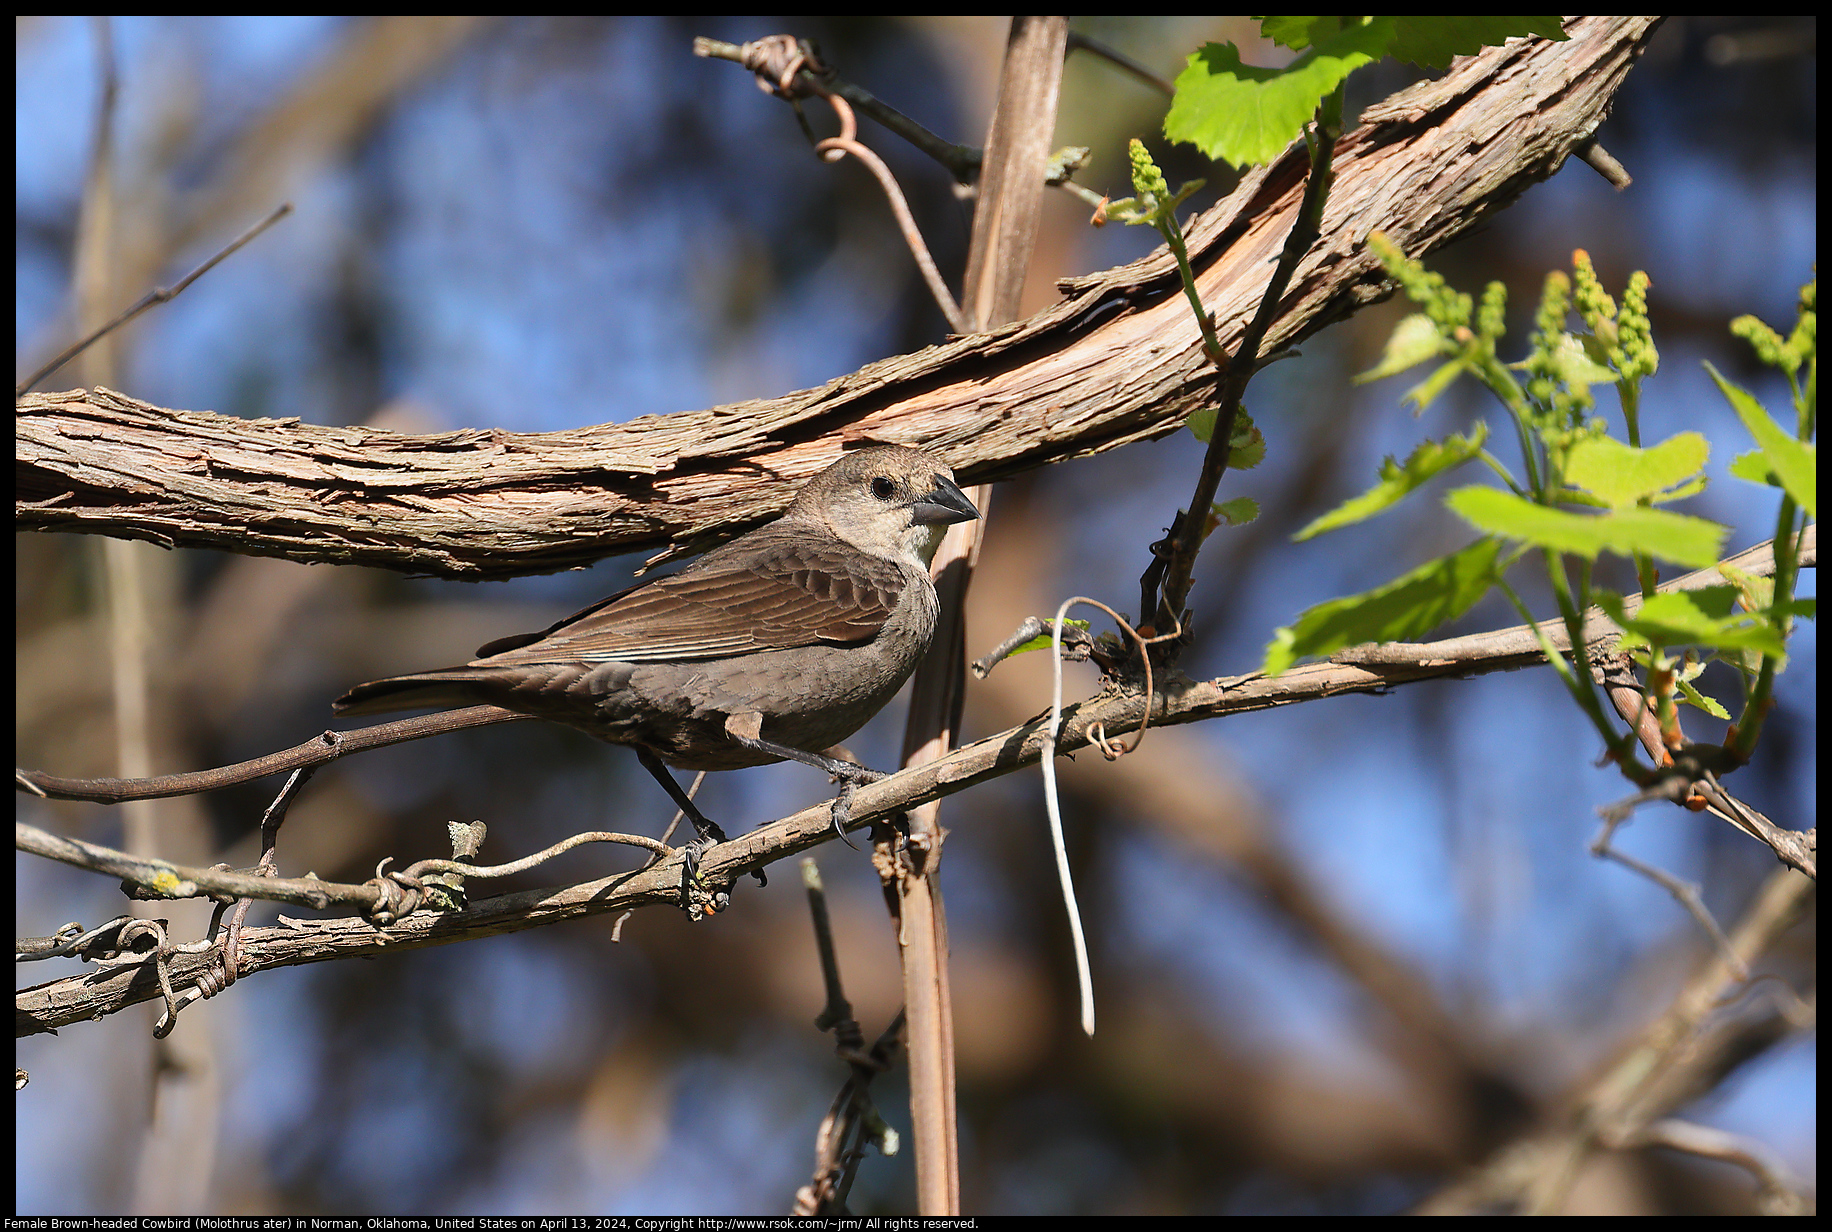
left=16, top=18, right=1663, bottom=580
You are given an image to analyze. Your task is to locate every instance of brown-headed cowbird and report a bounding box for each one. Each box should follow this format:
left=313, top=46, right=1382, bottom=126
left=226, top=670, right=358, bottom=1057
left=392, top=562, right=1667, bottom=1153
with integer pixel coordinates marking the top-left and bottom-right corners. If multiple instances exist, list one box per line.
left=334, top=445, right=979, bottom=876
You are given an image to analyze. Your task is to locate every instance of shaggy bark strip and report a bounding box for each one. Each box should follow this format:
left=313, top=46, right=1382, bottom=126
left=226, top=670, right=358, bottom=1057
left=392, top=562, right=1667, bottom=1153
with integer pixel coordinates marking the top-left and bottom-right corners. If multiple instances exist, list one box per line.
left=17, top=20, right=1662, bottom=581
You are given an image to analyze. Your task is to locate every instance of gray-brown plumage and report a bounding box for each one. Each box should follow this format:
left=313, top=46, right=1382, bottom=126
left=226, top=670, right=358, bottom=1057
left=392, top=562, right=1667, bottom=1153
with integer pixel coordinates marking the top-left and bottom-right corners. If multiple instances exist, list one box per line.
left=334, top=445, right=979, bottom=868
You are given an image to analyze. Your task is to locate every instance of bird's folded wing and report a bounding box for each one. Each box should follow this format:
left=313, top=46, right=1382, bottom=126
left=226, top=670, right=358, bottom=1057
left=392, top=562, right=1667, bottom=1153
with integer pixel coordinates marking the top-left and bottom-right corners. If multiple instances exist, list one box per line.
left=470, top=540, right=908, bottom=666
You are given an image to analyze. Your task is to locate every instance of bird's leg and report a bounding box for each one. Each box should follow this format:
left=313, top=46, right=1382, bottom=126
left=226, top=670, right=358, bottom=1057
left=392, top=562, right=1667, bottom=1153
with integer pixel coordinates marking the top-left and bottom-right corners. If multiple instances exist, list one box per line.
left=725, top=730, right=885, bottom=849
left=632, top=746, right=739, bottom=907
left=633, top=745, right=726, bottom=846
left=822, top=769, right=880, bottom=850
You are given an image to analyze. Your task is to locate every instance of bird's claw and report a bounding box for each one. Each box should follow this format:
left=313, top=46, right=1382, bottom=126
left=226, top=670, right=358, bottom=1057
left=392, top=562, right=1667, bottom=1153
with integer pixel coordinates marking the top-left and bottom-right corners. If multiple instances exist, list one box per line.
left=826, top=770, right=885, bottom=850
left=829, top=793, right=860, bottom=849
left=676, top=824, right=764, bottom=918
left=678, top=834, right=730, bottom=919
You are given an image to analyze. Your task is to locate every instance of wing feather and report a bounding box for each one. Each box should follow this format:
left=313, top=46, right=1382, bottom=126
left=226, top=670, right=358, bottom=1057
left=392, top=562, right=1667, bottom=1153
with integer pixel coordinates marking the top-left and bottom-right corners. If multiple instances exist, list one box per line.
left=469, top=532, right=906, bottom=667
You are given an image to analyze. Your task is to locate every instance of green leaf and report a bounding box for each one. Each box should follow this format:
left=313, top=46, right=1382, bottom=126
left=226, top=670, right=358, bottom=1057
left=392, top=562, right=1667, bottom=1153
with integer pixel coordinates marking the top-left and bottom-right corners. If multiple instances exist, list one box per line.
left=1259, top=16, right=1328, bottom=52
left=1165, top=19, right=1396, bottom=167
left=1354, top=313, right=1448, bottom=384
left=1385, top=17, right=1568, bottom=69
left=1230, top=414, right=1266, bottom=469
left=1401, top=358, right=1469, bottom=413
left=1262, top=538, right=1502, bottom=675
left=1446, top=486, right=1727, bottom=568
left=1187, top=405, right=1216, bottom=443
left=1564, top=432, right=1710, bottom=508
left=1187, top=408, right=1265, bottom=469
left=1595, top=588, right=1788, bottom=658
left=1716, top=564, right=1773, bottom=614
left=1707, top=362, right=1817, bottom=519
left=1171, top=19, right=1567, bottom=167
left=1000, top=618, right=1092, bottom=660
left=1729, top=449, right=1781, bottom=487
left=1211, top=497, right=1260, bottom=531
left=1675, top=677, right=1732, bottom=720
left=1296, top=426, right=1489, bottom=539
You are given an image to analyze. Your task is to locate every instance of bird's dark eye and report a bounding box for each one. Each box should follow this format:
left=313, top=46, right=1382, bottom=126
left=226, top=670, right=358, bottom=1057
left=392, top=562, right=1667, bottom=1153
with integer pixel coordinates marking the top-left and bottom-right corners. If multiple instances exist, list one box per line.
left=871, top=476, right=895, bottom=500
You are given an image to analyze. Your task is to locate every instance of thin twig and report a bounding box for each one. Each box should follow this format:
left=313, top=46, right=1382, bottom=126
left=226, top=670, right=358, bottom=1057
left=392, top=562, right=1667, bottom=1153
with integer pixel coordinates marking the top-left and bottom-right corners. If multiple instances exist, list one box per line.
left=655, top=770, right=708, bottom=849
left=814, top=95, right=972, bottom=334
left=1589, top=816, right=1750, bottom=980
left=16, top=916, right=137, bottom=962
left=213, top=764, right=316, bottom=993
left=17, top=704, right=532, bottom=803
left=1614, top=1119, right=1810, bottom=1214
left=797, top=1007, right=905, bottom=1215
left=1151, top=118, right=1337, bottom=632
left=18, top=203, right=294, bottom=395
left=970, top=615, right=1095, bottom=679
left=1574, top=138, right=1632, bottom=190
left=16, top=816, right=671, bottom=920
left=19, top=540, right=1804, bottom=1037
left=801, top=858, right=856, bottom=1035
left=402, top=828, right=669, bottom=884
left=694, top=36, right=981, bottom=182
left=1594, top=652, right=1815, bottom=878
left=1065, top=30, right=1175, bottom=96
left=795, top=857, right=903, bottom=1214
left=1699, top=773, right=1815, bottom=879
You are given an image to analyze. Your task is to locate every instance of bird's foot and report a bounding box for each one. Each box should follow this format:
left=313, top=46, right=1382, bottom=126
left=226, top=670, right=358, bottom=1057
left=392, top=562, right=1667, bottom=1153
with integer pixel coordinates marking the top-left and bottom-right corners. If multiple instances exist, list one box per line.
left=826, top=765, right=887, bottom=849
left=677, top=832, right=731, bottom=919
left=675, top=819, right=767, bottom=918
left=679, top=818, right=724, bottom=874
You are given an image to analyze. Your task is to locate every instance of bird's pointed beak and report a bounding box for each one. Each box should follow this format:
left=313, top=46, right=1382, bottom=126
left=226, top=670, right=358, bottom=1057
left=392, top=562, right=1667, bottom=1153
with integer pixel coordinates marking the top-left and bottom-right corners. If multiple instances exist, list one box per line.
left=911, top=472, right=980, bottom=526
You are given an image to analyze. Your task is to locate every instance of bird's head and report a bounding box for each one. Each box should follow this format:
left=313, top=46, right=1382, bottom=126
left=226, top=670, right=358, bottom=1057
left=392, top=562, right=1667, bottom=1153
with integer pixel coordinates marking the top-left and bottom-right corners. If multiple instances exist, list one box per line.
left=789, top=445, right=980, bottom=566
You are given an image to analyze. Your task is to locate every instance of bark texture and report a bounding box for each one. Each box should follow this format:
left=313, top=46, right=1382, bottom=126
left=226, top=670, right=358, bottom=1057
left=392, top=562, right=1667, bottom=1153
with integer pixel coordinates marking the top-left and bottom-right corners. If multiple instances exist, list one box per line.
left=16, top=19, right=1662, bottom=579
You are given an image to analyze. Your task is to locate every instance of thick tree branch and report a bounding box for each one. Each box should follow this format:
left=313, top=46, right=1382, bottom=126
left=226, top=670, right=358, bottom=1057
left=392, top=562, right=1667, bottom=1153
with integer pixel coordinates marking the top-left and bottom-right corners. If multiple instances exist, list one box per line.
left=16, top=19, right=1662, bottom=580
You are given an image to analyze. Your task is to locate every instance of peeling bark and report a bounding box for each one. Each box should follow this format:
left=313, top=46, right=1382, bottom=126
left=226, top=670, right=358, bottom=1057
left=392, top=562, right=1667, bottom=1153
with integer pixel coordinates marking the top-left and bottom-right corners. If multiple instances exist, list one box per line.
left=16, top=18, right=1662, bottom=579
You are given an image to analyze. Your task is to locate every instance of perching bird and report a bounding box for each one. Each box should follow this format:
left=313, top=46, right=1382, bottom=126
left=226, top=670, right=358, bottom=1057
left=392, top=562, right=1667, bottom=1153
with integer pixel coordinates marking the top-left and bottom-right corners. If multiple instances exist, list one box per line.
left=334, top=445, right=980, bottom=881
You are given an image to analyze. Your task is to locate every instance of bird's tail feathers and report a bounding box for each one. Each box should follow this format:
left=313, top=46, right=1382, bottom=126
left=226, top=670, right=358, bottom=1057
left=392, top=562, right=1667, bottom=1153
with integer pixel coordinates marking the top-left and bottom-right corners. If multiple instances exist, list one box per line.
left=333, top=670, right=492, bottom=717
